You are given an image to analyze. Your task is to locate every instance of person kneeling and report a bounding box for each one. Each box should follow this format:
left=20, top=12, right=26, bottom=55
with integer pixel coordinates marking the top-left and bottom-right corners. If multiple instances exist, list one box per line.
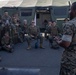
left=1, top=32, right=13, bottom=53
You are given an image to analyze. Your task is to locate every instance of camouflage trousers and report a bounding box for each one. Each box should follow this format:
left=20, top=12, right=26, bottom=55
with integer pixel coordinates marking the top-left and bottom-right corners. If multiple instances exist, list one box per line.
left=59, top=49, right=76, bottom=75
left=13, top=33, right=24, bottom=44
left=26, top=34, right=43, bottom=46
left=45, top=30, right=48, bottom=38
left=1, top=44, right=13, bottom=52
left=48, top=35, right=59, bottom=48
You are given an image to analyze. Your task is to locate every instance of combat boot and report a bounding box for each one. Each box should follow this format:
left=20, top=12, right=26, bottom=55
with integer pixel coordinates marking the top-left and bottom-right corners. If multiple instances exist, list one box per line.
left=40, top=44, right=45, bottom=49
left=27, top=46, right=31, bottom=50
left=8, top=48, right=14, bottom=53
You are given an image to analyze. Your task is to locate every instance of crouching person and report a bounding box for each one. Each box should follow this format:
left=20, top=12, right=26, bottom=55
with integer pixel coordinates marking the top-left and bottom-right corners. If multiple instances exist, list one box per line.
left=1, top=32, right=13, bottom=53
left=26, top=20, right=44, bottom=50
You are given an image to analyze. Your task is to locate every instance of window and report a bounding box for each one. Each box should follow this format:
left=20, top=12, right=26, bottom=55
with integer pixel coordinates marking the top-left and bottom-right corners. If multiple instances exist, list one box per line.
left=21, top=9, right=32, bottom=16
left=53, top=7, right=67, bottom=16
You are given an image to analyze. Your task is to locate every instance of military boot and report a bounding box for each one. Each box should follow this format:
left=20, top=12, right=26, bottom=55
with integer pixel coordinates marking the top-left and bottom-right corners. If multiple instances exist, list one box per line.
left=27, top=45, right=31, bottom=50
left=40, top=44, right=45, bottom=49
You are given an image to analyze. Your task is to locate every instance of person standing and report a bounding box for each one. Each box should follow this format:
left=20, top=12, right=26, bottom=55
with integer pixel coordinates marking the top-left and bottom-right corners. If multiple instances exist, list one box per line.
left=55, top=2, right=76, bottom=75
left=0, top=15, right=2, bottom=62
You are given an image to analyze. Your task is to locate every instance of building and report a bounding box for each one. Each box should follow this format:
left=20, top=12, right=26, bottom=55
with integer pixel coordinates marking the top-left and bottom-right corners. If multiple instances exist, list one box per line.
left=0, top=0, right=76, bottom=31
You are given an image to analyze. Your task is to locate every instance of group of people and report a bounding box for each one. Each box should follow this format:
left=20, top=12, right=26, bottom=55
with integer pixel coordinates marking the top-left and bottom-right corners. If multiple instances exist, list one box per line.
left=0, top=11, right=61, bottom=61
left=55, top=2, right=76, bottom=75
left=0, top=2, right=76, bottom=75
left=45, top=21, right=61, bottom=48
left=0, top=11, right=26, bottom=61
left=0, top=11, right=24, bottom=53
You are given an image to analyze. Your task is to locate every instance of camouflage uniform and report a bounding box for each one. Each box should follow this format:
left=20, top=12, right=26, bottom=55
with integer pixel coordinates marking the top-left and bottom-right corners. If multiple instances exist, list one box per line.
left=45, top=23, right=59, bottom=37
left=48, top=25, right=59, bottom=48
left=22, top=24, right=28, bottom=34
left=8, top=24, right=15, bottom=45
left=0, top=20, right=3, bottom=46
left=60, top=17, right=76, bottom=75
left=0, top=19, right=3, bottom=60
left=3, top=23, right=14, bottom=45
left=45, top=24, right=51, bottom=39
left=1, top=32, right=13, bottom=52
left=2, top=14, right=12, bottom=39
left=12, top=22, right=23, bottom=43
left=26, top=25, right=44, bottom=49
left=50, top=25, right=58, bottom=36
left=2, top=15, right=11, bottom=25
left=21, top=23, right=28, bottom=41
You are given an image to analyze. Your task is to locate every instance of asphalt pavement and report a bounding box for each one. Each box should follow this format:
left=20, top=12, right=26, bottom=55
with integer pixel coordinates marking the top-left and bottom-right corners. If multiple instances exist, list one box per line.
left=0, top=40, right=64, bottom=75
